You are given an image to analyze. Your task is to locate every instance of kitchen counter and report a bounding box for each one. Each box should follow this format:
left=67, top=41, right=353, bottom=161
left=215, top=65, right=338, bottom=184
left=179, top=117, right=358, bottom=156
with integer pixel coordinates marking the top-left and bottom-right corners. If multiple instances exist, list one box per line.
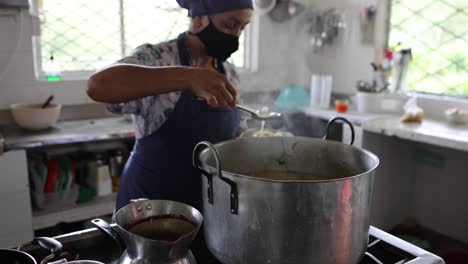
left=0, top=116, right=135, bottom=151
left=302, top=107, right=468, bottom=152
left=363, top=116, right=468, bottom=152
left=302, top=107, right=388, bottom=126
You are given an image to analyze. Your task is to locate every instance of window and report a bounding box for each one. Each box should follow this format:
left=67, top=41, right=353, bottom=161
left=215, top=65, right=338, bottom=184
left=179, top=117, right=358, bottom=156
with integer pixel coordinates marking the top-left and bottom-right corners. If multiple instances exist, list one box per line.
left=388, top=0, right=467, bottom=97
left=32, top=0, right=252, bottom=80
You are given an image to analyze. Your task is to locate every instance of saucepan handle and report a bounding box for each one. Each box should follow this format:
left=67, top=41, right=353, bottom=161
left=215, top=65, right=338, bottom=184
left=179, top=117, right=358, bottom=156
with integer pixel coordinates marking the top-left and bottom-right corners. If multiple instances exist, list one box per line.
left=91, top=219, right=125, bottom=251
left=323, top=117, right=355, bottom=145
left=18, top=237, right=63, bottom=264
left=193, top=141, right=239, bottom=215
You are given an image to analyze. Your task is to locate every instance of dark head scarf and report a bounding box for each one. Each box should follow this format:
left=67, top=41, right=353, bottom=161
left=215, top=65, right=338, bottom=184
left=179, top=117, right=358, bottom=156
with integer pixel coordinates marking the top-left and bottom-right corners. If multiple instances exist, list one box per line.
left=177, top=0, right=253, bottom=17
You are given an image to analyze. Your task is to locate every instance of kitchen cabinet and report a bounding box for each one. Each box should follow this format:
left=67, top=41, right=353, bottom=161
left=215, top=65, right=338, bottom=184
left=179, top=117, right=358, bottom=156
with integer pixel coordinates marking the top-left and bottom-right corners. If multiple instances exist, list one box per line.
left=27, top=140, right=132, bottom=230
left=364, top=131, right=468, bottom=244
left=0, top=117, right=135, bottom=243
left=0, top=150, right=34, bottom=247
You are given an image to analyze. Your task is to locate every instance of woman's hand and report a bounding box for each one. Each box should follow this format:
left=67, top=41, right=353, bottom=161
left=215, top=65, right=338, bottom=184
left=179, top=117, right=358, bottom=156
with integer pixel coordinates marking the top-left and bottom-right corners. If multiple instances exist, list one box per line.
left=188, top=68, right=237, bottom=108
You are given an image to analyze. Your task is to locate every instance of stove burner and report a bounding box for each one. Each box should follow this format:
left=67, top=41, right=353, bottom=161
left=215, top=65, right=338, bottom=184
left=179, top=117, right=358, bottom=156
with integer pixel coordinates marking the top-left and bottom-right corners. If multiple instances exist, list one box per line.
left=20, top=226, right=444, bottom=264
left=361, top=236, right=414, bottom=264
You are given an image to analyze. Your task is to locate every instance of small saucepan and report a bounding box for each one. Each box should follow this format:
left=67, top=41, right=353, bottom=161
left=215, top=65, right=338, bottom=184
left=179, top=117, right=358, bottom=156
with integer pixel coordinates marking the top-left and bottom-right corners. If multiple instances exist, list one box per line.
left=0, top=237, right=104, bottom=264
left=0, top=237, right=62, bottom=264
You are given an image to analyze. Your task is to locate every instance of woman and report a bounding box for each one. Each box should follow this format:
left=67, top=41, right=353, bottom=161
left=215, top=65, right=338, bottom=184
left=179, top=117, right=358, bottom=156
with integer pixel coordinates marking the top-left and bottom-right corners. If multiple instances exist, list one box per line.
left=87, top=0, right=253, bottom=214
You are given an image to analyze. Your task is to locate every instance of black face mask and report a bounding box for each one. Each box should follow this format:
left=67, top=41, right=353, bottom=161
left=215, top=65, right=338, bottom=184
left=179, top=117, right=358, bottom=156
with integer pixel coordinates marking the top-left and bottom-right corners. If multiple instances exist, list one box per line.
left=196, top=20, right=239, bottom=62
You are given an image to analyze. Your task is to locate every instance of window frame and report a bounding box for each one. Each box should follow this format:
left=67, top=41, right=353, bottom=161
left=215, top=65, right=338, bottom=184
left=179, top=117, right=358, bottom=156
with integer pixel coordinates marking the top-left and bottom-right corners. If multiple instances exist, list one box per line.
left=30, top=0, right=259, bottom=81
left=386, top=0, right=468, bottom=100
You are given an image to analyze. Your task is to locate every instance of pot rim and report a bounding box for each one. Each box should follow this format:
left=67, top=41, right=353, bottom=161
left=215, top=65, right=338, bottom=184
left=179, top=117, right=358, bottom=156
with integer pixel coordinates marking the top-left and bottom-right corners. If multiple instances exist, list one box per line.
left=199, top=136, right=380, bottom=183
left=113, top=199, right=204, bottom=245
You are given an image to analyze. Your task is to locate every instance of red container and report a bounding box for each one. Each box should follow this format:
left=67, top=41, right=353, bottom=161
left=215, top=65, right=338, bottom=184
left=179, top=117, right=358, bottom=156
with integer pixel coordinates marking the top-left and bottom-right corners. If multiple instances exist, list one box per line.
left=335, top=100, right=349, bottom=113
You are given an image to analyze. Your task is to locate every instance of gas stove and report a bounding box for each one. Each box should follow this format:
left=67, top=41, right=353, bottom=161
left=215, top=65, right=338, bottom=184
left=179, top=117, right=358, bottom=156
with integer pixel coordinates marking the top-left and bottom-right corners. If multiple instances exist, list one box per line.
left=23, top=226, right=444, bottom=264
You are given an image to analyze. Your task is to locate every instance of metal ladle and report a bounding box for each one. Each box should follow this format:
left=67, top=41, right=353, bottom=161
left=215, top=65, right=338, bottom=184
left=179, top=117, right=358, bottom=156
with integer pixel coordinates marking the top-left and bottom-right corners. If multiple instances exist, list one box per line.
left=236, top=104, right=282, bottom=120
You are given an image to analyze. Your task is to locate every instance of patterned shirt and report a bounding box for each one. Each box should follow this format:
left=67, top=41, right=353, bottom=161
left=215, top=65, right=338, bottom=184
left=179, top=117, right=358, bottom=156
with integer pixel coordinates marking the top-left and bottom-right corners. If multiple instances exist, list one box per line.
left=107, top=37, right=246, bottom=138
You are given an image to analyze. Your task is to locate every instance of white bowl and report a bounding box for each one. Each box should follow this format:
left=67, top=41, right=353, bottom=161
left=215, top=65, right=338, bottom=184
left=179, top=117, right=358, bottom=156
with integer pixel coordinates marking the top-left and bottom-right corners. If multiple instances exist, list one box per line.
left=445, top=108, right=468, bottom=125
left=10, top=103, right=61, bottom=130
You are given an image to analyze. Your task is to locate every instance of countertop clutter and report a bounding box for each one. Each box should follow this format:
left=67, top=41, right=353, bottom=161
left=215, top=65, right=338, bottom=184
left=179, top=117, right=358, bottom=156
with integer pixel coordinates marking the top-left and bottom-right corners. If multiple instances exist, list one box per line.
left=0, top=109, right=467, bottom=153
left=304, top=107, right=468, bottom=152
left=363, top=116, right=468, bottom=152
left=0, top=116, right=135, bottom=151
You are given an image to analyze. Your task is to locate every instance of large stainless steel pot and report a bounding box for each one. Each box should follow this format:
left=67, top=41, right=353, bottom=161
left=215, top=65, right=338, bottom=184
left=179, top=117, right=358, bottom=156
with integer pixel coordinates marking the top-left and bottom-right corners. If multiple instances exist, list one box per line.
left=193, top=118, right=379, bottom=264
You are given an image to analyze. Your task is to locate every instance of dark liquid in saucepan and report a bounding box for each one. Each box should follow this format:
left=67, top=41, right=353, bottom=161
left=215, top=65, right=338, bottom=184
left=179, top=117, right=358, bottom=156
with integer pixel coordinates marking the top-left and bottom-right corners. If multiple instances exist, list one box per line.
left=124, top=215, right=197, bottom=243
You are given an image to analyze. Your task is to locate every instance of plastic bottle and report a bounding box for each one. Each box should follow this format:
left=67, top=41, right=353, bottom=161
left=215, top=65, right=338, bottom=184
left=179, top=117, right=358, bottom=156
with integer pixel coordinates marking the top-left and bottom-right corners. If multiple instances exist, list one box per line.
left=108, top=150, right=124, bottom=193
left=44, top=52, right=61, bottom=82
left=87, top=153, right=112, bottom=197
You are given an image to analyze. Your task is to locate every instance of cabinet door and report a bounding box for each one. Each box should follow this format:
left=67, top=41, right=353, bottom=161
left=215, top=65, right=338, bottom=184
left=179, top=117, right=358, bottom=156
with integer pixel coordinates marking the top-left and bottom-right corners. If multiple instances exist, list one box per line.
left=0, top=150, right=33, bottom=247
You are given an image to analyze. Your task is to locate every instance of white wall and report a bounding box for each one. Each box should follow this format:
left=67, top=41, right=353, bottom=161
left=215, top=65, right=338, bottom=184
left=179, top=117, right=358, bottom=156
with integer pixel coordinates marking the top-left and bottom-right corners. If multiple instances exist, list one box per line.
left=242, top=0, right=374, bottom=94
left=0, top=11, right=91, bottom=109
left=0, top=0, right=374, bottom=109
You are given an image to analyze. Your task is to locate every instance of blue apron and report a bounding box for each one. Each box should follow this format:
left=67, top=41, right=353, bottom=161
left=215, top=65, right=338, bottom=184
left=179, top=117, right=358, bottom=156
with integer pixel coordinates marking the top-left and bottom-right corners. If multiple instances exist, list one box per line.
left=116, top=33, right=241, bottom=212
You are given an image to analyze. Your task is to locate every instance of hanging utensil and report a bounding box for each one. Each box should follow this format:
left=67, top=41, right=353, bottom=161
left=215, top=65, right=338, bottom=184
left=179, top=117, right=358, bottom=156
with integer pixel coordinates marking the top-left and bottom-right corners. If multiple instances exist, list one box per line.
left=253, top=0, right=277, bottom=14
left=268, top=0, right=305, bottom=23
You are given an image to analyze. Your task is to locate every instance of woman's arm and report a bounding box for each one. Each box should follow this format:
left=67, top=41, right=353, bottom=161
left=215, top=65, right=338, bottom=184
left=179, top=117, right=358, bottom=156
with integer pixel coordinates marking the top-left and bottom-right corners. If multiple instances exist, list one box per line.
left=87, top=64, right=237, bottom=108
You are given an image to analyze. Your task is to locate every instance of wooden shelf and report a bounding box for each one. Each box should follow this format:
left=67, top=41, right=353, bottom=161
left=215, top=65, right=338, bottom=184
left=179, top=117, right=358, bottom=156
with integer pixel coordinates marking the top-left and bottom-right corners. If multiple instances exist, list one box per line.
left=32, top=193, right=116, bottom=230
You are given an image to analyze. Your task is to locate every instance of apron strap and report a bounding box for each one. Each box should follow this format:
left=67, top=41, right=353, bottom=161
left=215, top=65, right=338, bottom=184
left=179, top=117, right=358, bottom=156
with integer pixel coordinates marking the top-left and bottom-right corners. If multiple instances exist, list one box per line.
left=177, top=33, right=191, bottom=67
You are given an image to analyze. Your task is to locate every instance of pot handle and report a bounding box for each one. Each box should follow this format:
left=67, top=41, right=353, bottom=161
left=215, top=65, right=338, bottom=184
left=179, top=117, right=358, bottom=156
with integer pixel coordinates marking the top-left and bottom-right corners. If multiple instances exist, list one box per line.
left=193, top=143, right=214, bottom=204
left=18, top=237, right=63, bottom=264
left=91, top=218, right=125, bottom=251
left=193, top=141, right=239, bottom=215
left=323, top=117, right=355, bottom=145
